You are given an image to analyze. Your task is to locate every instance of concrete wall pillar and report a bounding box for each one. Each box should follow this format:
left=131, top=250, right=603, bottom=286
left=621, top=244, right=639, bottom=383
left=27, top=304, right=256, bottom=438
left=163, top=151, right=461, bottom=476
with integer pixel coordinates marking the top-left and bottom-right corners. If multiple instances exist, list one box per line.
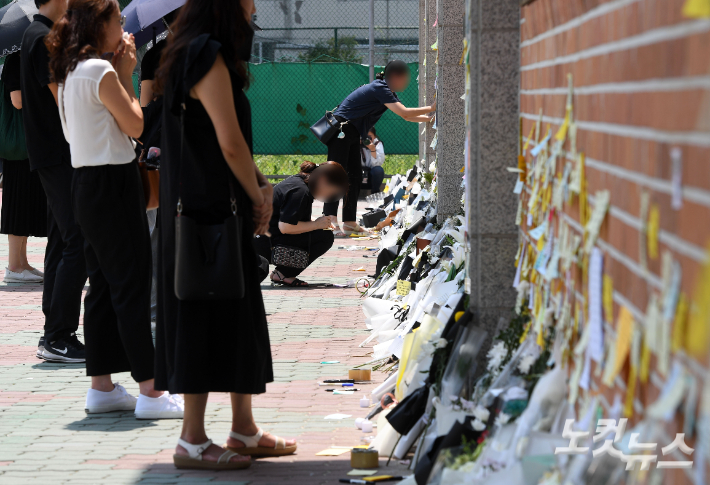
left=434, top=0, right=466, bottom=219
left=418, top=0, right=426, bottom=165
left=465, top=0, right=520, bottom=334
left=422, top=0, right=437, bottom=172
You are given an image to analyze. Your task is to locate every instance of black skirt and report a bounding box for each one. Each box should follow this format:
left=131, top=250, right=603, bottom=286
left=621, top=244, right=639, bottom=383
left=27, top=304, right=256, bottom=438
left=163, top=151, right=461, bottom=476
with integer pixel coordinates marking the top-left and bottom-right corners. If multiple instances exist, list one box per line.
left=0, top=159, right=48, bottom=237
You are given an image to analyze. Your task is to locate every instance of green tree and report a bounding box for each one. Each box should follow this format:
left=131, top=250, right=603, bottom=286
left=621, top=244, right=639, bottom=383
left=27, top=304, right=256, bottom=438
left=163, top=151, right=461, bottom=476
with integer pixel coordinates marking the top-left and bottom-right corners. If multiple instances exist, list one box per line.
left=298, top=36, right=363, bottom=63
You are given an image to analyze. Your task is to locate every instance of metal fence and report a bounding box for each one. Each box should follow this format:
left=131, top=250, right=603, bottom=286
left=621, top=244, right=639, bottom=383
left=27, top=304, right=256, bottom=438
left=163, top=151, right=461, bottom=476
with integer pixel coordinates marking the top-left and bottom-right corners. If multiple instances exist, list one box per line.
left=247, top=0, right=421, bottom=155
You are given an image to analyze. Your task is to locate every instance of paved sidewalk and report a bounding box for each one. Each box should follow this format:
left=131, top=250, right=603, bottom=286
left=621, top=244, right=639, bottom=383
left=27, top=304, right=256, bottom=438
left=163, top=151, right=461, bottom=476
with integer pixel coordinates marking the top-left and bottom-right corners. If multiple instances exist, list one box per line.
left=0, top=197, right=409, bottom=484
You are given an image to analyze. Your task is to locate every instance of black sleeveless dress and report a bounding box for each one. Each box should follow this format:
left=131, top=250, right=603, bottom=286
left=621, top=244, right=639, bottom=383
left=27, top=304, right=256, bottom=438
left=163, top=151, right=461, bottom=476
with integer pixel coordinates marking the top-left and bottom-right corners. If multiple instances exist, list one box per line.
left=155, top=34, right=273, bottom=394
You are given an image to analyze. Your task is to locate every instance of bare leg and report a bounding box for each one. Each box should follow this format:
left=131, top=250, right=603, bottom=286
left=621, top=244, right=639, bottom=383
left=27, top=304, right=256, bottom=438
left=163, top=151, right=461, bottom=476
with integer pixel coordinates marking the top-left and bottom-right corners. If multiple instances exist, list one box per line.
left=138, top=378, right=167, bottom=398
left=175, top=394, right=250, bottom=463
left=226, top=393, right=296, bottom=448
left=20, top=237, right=33, bottom=271
left=91, top=375, right=163, bottom=398
left=7, top=235, right=27, bottom=273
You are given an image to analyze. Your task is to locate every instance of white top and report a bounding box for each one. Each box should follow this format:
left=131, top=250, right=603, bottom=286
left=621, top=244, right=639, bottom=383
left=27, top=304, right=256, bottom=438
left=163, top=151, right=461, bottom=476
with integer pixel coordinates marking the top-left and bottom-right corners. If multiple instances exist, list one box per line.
left=361, top=140, right=385, bottom=168
left=58, top=59, right=136, bottom=168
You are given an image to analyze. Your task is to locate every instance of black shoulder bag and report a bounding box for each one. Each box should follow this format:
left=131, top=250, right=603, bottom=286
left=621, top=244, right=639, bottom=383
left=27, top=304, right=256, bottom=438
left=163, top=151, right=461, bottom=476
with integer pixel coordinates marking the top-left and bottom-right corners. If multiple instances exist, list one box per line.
left=310, top=107, right=348, bottom=145
left=174, top=101, right=245, bottom=300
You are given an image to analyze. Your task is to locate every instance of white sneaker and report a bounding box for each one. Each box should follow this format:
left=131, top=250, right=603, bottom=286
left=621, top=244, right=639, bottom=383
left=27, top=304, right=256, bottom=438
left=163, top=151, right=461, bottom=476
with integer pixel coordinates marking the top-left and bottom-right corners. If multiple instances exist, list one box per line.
left=4, top=268, right=43, bottom=283
left=29, top=268, right=44, bottom=277
left=85, top=383, right=137, bottom=414
left=135, top=392, right=185, bottom=420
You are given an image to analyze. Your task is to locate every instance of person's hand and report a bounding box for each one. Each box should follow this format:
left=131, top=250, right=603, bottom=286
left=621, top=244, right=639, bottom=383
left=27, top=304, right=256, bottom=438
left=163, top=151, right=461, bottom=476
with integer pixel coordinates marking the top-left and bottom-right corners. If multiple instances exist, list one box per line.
left=112, top=33, right=137, bottom=79
left=314, top=216, right=334, bottom=230
left=429, top=99, right=436, bottom=113
left=367, top=142, right=376, bottom=152
left=252, top=172, right=273, bottom=235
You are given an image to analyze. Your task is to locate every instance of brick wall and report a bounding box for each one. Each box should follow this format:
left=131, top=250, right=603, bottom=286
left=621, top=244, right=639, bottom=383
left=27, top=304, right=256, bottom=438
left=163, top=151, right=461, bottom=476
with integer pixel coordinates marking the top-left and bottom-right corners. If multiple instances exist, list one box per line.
left=518, top=0, right=709, bottom=481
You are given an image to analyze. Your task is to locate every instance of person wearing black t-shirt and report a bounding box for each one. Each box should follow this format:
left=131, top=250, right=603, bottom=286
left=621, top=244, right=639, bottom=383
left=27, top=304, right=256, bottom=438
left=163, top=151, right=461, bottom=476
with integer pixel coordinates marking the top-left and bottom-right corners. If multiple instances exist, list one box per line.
left=324, top=60, right=435, bottom=237
left=0, top=52, right=48, bottom=284
left=254, top=161, right=349, bottom=287
left=20, top=0, right=87, bottom=363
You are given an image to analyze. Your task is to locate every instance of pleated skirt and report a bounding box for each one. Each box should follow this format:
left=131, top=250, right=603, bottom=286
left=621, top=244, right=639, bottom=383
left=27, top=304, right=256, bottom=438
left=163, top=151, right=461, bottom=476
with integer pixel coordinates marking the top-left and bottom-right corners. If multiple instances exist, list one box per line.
left=0, top=159, right=48, bottom=237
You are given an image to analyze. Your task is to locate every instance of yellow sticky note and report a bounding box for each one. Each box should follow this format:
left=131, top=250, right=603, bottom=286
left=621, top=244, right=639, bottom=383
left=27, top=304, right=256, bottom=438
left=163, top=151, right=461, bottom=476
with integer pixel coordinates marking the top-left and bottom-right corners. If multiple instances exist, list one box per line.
left=579, top=153, right=588, bottom=226
left=606, top=306, right=634, bottom=386
left=683, top=0, right=710, bottom=18
left=639, top=339, right=651, bottom=384
left=624, top=364, right=637, bottom=418
left=686, top=244, right=710, bottom=358
left=396, top=280, right=411, bottom=296
left=523, top=124, right=535, bottom=152
left=603, top=275, right=614, bottom=324
left=555, top=108, right=570, bottom=142
left=647, top=204, right=660, bottom=260
left=671, top=293, right=688, bottom=352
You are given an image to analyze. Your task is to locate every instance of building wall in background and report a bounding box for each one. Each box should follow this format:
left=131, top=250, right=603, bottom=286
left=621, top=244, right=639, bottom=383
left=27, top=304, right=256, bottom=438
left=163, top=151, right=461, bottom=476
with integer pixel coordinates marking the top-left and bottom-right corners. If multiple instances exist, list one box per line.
left=518, top=0, right=710, bottom=481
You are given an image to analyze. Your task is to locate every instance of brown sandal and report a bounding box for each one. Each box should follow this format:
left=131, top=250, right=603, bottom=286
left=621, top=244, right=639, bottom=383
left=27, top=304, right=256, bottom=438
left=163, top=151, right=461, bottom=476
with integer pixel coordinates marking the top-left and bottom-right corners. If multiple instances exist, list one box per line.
left=225, top=429, right=297, bottom=457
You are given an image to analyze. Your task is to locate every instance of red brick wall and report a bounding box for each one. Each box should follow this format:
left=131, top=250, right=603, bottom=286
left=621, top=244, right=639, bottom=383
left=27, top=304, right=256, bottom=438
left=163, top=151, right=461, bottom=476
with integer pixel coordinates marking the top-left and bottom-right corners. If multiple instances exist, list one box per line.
left=518, top=0, right=710, bottom=481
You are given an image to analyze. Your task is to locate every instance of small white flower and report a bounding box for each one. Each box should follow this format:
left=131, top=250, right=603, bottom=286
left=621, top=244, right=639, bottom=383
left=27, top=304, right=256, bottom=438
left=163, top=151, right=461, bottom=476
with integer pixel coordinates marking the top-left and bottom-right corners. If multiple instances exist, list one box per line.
left=486, top=341, right=507, bottom=372
left=517, top=354, right=536, bottom=374
left=434, top=337, right=448, bottom=348
left=472, top=405, right=490, bottom=422
left=495, top=412, right=511, bottom=426
left=472, top=418, right=486, bottom=431
left=460, top=398, right=475, bottom=412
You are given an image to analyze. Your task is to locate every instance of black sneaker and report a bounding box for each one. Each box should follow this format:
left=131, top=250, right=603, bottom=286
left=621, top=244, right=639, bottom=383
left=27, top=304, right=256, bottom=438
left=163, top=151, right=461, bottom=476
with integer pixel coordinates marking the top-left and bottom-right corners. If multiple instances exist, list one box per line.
left=42, top=333, right=86, bottom=363
left=36, top=336, right=45, bottom=359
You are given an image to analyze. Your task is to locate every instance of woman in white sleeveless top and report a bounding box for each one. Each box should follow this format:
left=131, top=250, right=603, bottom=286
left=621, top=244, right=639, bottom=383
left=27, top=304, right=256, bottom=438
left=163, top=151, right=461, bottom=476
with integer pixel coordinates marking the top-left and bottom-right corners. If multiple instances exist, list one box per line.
left=46, top=0, right=183, bottom=419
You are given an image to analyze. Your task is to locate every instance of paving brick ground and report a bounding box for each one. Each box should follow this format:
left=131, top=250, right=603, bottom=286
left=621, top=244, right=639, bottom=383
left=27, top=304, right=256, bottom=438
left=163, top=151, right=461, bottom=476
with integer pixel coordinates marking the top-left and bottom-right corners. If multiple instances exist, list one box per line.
left=0, top=197, right=409, bottom=484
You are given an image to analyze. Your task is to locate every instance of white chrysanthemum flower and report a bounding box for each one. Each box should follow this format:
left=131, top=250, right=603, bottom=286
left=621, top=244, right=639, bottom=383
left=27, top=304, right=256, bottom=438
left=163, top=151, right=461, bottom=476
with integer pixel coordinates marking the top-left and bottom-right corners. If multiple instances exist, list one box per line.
left=486, top=341, right=507, bottom=372
left=517, top=354, right=536, bottom=374
left=495, top=412, right=511, bottom=427
left=472, top=418, right=486, bottom=431
left=472, top=405, right=490, bottom=422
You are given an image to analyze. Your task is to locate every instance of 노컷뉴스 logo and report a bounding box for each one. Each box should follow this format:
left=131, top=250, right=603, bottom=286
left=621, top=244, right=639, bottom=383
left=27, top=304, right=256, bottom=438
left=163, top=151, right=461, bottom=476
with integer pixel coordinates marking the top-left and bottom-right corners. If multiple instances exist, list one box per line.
left=554, top=419, right=693, bottom=470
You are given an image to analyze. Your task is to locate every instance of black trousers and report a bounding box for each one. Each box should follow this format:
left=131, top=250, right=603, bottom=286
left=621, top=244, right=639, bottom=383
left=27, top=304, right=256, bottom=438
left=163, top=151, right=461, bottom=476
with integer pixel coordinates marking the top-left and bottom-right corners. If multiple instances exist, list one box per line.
left=36, top=163, right=87, bottom=344
left=254, top=229, right=334, bottom=278
left=323, top=123, right=362, bottom=222
left=72, top=163, right=154, bottom=382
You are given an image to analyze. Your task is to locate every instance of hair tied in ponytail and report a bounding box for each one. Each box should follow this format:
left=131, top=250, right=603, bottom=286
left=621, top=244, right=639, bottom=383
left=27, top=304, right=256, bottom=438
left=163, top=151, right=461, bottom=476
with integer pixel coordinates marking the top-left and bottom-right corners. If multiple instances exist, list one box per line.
left=299, top=160, right=317, bottom=174
left=375, top=71, right=385, bottom=80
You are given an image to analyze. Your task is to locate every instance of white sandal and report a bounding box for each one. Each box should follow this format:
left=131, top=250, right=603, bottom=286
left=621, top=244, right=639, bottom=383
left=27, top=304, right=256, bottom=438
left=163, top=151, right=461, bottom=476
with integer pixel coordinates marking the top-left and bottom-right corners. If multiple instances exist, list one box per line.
left=225, top=428, right=297, bottom=457
left=173, top=438, right=251, bottom=470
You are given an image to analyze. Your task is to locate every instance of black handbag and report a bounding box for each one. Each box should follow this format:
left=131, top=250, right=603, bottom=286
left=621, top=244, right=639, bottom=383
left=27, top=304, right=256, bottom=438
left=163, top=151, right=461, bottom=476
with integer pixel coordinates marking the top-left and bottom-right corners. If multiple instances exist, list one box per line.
left=310, top=108, right=347, bottom=145
left=271, top=234, right=311, bottom=269
left=173, top=105, right=245, bottom=300
left=362, top=209, right=386, bottom=228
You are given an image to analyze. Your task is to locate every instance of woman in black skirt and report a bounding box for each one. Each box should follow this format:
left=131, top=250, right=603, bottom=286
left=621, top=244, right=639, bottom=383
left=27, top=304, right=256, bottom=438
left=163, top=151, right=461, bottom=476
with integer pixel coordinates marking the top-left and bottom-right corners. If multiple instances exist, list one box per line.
left=254, top=160, right=348, bottom=287
left=1, top=52, right=47, bottom=283
left=154, top=0, right=294, bottom=470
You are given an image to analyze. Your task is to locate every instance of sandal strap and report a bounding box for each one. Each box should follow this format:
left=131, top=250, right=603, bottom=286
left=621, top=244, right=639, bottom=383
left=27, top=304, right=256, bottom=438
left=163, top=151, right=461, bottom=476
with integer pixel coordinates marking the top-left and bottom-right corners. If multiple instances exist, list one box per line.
left=275, top=436, right=285, bottom=449
left=177, top=438, right=213, bottom=460
left=229, top=428, right=263, bottom=448
left=217, top=449, right=240, bottom=464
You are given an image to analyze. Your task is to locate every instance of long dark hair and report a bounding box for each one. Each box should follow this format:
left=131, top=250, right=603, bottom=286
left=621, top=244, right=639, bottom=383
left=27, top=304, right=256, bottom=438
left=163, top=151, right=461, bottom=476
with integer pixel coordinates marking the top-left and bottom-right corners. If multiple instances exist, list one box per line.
left=154, top=0, right=251, bottom=94
left=45, top=0, right=119, bottom=83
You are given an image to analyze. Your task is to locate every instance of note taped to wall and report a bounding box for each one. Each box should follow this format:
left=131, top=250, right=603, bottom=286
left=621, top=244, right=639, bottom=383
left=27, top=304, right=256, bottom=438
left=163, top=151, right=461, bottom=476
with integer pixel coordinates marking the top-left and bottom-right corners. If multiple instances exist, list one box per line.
left=647, top=204, right=660, bottom=260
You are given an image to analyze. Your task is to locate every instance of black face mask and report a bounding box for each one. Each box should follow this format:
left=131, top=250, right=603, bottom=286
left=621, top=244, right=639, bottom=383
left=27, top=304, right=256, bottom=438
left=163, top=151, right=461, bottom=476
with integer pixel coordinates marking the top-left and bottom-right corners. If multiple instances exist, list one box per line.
left=237, top=21, right=255, bottom=62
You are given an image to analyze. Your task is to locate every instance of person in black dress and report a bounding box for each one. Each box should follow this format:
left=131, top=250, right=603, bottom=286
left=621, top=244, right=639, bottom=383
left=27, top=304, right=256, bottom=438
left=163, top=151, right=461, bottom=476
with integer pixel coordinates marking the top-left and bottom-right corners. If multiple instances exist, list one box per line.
left=324, top=60, right=435, bottom=237
left=154, top=0, right=295, bottom=470
left=254, top=160, right=348, bottom=287
left=1, top=52, right=48, bottom=284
